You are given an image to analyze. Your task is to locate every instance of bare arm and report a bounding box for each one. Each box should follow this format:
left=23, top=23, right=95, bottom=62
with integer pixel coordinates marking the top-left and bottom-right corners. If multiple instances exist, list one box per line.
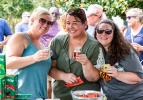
left=6, top=34, right=50, bottom=69
left=82, top=61, right=100, bottom=82
left=76, top=54, right=100, bottom=82
left=49, top=60, right=67, bottom=80
left=115, top=72, right=142, bottom=84
left=49, top=60, right=77, bottom=83
left=131, top=43, right=143, bottom=52
left=0, top=35, right=12, bottom=49
left=107, top=66, right=142, bottom=84
left=4, top=35, right=12, bottom=44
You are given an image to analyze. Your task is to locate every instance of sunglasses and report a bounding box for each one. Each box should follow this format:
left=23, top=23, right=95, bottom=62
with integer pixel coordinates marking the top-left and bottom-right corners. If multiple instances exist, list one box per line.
left=51, top=12, right=59, bottom=15
left=39, top=18, right=53, bottom=26
left=126, top=16, right=136, bottom=20
left=96, top=29, right=113, bottom=35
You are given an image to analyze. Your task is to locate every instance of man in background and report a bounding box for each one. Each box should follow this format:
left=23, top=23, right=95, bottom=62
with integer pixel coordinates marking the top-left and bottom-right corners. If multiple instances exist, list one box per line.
left=86, top=4, right=105, bottom=37
left=15, top=11, right=30, bottom=33
left=0, top=18, right=13, bottom=53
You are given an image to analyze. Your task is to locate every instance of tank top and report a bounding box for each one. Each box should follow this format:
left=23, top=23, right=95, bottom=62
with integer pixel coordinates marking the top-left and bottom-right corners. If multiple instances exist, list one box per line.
left=16, top=33, right=51, bottom=99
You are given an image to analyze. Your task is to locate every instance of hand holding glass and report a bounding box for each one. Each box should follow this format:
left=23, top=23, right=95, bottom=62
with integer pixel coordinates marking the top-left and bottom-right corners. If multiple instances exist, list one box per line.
left=100, top=64, right=112, bottom=81
left=33, top=48, right=52, bottom=62
left=73, top=47, right=81, bottom=60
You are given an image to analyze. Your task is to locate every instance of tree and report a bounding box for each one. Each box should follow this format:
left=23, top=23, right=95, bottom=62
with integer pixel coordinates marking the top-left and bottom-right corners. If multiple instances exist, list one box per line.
left=49, top=0, right=142, bottom=19
left=0, top=0, right=34, bottom=32
left=0, top=0, right=142, bottom=31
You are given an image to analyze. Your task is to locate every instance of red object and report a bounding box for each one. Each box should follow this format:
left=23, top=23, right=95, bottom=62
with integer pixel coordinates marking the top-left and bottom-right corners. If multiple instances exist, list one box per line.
left=73, top=52, right=81, bottom=58
left=5, top=84, right=15, bottom=91
left=65, top=77, right=84, bottom=88
left=78, top=93, right=99, bottom=98
left=73, top=47, right=81, bottom=60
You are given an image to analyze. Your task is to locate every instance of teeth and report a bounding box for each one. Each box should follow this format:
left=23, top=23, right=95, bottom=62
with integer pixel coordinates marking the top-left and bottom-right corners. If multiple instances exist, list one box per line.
left=101, top=37, right=107, bottom=40
left=70, top=31, right=75, bottom=33
left=41, top=28, right=47, bottom=30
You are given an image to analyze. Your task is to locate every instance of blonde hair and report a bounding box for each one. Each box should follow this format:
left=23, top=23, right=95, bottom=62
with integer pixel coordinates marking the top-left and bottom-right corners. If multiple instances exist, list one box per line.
left=29, top=7, right=50, bottom=25
left=126, top=8, right=143, bottom=23
left=58, top=12, right=67, bottom=32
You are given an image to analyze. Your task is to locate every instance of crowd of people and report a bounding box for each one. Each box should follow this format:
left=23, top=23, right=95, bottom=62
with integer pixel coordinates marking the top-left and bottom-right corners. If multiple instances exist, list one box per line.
left=0, top=4, right=143, bottom=100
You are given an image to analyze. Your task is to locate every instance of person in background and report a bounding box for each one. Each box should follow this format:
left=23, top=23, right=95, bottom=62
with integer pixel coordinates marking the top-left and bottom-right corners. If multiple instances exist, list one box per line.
left=40, top=7, right=61, bottom=99
left=15, top=11, right=30, bottom=33
left=6, top=7, right=53, bottom=99
left=40, top=6, right=61, bottom=99
left=0, top=18, right=13, bottom=53
left=40, top=6, right=60, bottom=47
left=56, top=12, right=67, bottom=36
left=94, top=19, right=143, bottom=100
left=49, top=8, right=104, bottom=100
left=124, top=8, right=143, bottom=64
left=112, top=15, right=126, bottom=35
left=86, top=4, right=104, bottom=37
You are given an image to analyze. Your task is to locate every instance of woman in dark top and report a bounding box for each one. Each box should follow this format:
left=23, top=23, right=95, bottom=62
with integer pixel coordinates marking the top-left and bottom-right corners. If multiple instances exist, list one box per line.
left=94, top=19, right=143, bottom=100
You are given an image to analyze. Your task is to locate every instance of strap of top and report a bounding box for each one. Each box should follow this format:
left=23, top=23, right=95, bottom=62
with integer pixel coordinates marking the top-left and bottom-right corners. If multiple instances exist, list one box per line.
left=22, top=33, right=32, bottom=43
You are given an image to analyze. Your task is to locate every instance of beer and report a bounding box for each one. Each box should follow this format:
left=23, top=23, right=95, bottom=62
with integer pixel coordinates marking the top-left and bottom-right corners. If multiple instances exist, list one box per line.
left=73, top=47, right=81, bottom=60
left=100, top=64, right=112, bottom=81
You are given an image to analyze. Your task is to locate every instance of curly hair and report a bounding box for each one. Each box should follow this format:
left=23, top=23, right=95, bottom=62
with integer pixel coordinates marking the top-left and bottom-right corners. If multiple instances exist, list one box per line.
left=94, top=19, right=132, bottom=65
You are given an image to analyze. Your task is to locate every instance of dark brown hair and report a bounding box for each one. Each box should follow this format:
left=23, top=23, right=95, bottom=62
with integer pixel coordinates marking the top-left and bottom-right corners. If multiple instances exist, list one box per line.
left=67, top=8, right=87, bottom=24
left=94, top=19, right=132, bottom=65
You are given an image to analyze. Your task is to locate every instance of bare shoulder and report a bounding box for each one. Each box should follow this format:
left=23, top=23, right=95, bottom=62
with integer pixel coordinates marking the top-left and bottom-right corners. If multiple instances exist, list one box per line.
left=8, top=33, right=29, bottom=46
left=6, top=33, right=29, bottom=56
left=9, top=33, right=26, bottom=41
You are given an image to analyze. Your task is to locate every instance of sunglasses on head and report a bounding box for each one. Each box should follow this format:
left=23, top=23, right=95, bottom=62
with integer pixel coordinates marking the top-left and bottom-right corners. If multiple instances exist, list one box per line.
left=126, top=16, right=136, bottom=20
left=96, top=29, right=113, bottom=35
left=39, top=18, right=53, bottom=26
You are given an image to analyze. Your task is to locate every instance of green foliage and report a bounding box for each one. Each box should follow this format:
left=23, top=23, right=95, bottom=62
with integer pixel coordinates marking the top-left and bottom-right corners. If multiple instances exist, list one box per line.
left=47, top=0, right=128, bottom=18
left=1, top=0, right=142, bottom=20
left=0, top=0, right=142, bottom=19
left=101, top=0, right=128, bottom=18
left=0, top=0, right=34, bottom=32
left=127, top=0, right=143, bottom=9
left=0, top=0, right=34, bottom=18
left=57, top=0, right=142, bottom=20
left=0, top=0, right=142, bottom=32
